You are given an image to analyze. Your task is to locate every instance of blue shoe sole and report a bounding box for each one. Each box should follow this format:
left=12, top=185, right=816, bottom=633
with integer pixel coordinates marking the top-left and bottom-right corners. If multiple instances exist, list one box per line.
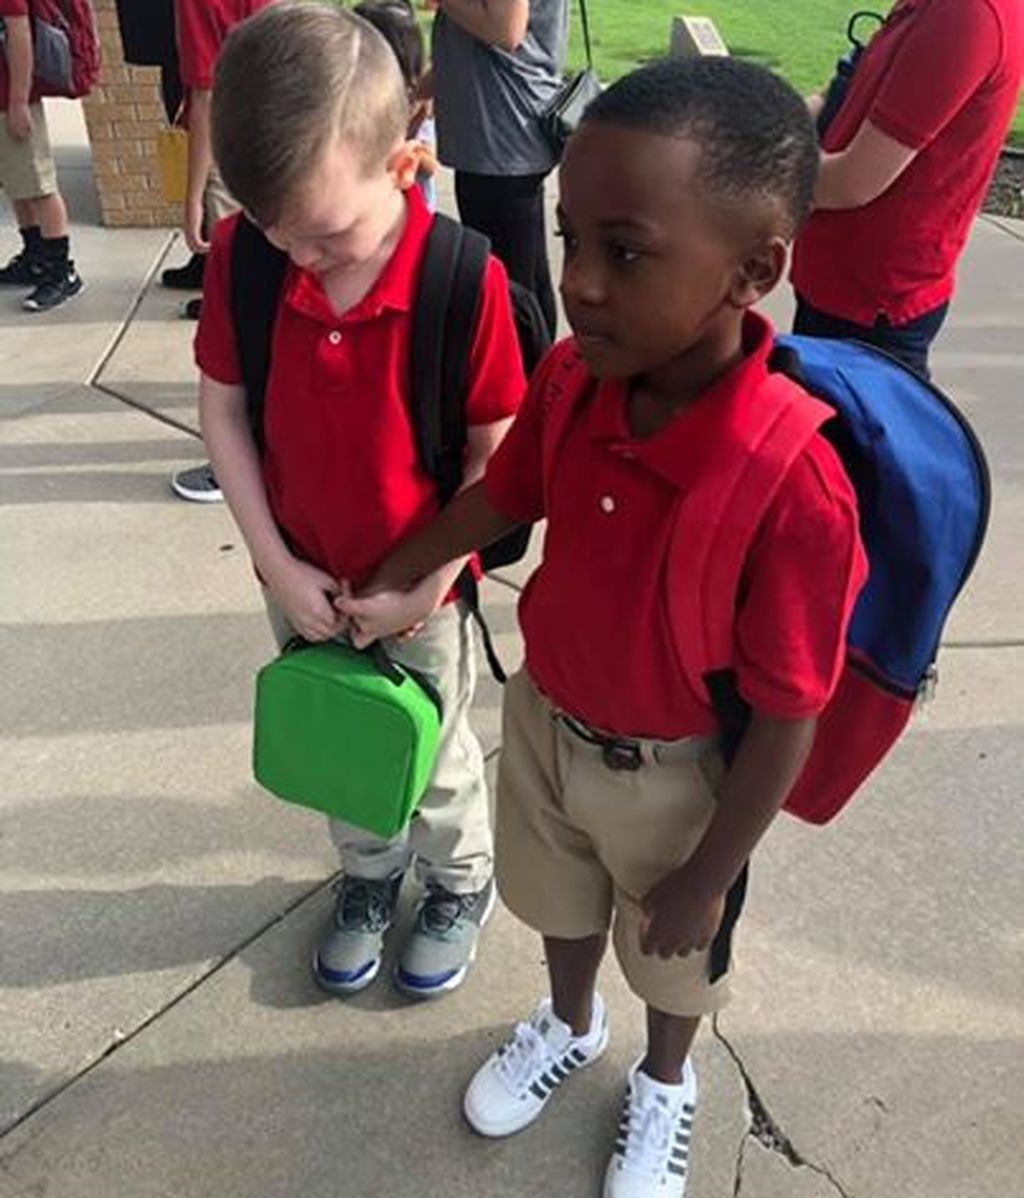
left=312, top=951, right=381, bottom=996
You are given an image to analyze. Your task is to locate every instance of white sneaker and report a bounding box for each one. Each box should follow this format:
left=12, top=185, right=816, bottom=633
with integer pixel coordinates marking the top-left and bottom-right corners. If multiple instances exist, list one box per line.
left=463, top=994, right=609, bottom=1137
left=603, top=1058, right=698, bottom=1197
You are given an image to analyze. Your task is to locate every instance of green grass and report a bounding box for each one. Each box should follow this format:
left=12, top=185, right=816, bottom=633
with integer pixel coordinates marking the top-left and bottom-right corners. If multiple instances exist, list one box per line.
left=567, top=0, right=1024, bottom=145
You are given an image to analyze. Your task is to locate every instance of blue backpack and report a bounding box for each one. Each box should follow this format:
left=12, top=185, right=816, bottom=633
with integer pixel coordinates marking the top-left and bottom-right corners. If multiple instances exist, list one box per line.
left=670, top=334, right=991, bottom=822
left=539, top=333, right=990, bottom=824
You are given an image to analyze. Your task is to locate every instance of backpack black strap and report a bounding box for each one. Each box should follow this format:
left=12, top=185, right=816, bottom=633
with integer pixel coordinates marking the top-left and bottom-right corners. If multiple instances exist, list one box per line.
left=230, top=215, right=289, bottom=453
left=411, top=215, right=509, bottom=682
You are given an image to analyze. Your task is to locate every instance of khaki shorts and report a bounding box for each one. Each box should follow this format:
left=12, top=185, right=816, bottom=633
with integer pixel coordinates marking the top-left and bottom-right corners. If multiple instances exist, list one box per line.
left=496, top=670, right=733, bottom=1017
left=0, top=103, right=57, bottom=201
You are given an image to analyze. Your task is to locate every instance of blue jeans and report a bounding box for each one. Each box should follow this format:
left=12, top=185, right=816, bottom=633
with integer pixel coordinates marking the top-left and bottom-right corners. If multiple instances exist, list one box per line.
left=793, top=296, right=949, bottom=380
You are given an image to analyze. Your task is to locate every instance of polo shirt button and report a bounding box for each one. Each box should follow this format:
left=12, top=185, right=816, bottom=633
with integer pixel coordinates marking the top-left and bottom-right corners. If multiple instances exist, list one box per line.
left=600, top=495, right=616, bottom=513
left=328, top=330, right=343, bottom=345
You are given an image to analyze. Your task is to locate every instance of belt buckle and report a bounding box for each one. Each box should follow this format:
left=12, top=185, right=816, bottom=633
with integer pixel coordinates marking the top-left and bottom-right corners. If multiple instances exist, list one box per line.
left=602, top=740, right=642, bottom=772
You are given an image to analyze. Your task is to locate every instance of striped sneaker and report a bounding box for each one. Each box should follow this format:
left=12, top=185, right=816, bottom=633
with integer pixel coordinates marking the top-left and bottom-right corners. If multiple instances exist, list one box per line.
left=603, top=1058, right=697, bottom=1197
left=463, top=994, right=609, bottom=1137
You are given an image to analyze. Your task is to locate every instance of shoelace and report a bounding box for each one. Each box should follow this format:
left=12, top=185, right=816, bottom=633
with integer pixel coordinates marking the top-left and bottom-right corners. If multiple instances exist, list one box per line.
left=621, top=1099, right=676, bottom=1177
left=335, top=879, right=393, bottom=933
left=496, top=1021, right=550, bottom=1093
left=419, top=887, right=472, bottom=936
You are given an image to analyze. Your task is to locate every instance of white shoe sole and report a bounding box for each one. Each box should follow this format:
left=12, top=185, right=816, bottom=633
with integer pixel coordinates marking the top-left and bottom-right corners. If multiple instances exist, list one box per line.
left=22, top=279, right=86, bottom=313
left=393, top=882, right=498, bottom=1000
left=464, top=1018, right=611, bottom=1138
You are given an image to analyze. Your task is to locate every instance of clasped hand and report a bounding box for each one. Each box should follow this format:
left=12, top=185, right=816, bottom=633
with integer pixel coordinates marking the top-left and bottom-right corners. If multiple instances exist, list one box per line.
left=263, top=556, right=440, bottom=647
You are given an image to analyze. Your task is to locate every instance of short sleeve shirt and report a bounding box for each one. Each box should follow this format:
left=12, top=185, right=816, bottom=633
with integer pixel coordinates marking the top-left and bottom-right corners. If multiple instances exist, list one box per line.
left=174, top=0, right=274, bottom=90
left=484, top=314, right=868, bottom=739
left=792, top=0, right=1024, bottom=325
left=0, top=0, right=42, bottom=110
left=432, top=0, right=568, bottom=174
left=195, top=188, right=526, bottom=586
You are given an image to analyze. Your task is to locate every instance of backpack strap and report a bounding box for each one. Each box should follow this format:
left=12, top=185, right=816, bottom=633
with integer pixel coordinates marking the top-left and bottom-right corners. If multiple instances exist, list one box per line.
left=411, top=213, right=490, bottom=504
left=668, top=367, right=833, bottom=755
left=411, top=215, right=509, bottom=679
left=230, top=215, right=289, bottom=454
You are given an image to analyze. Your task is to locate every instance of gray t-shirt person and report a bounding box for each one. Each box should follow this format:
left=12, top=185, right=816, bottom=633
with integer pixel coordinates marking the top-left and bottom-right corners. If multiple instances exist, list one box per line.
left=432, top=0, right=569, bottom=176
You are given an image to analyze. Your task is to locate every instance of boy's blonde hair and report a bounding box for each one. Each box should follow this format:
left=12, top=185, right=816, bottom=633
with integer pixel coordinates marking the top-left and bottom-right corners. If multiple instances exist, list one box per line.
left=213, top=1, right=410, bottom=228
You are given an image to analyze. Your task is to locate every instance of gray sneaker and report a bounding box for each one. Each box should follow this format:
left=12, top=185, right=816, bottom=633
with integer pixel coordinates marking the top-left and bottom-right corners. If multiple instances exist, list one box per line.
left=314, top=873, right=403, bottom=995
left=395, top=878, right=496, bottom=999
left=171, top=463, right=222, bottom=503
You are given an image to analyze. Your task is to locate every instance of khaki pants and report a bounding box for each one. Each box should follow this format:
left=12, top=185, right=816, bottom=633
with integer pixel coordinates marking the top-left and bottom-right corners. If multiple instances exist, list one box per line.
left=496, top=670, right=732, bottom=1017
left=0, top=103, right=57, bottom=201
left=264, top=598, right=492, bottom=894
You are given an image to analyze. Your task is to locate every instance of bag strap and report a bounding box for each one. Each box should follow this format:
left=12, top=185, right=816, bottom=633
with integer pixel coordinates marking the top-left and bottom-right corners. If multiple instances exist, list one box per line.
left=578, top=0, right=594, bottom=70
left=411, top=214, right=509, bottom=679
left=668, top=363, right=833, bottom=722
left=230, top=215, right=289, bottom=454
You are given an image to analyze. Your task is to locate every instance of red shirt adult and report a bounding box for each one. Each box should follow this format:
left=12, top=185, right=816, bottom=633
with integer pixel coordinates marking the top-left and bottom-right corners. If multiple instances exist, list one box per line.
left=196, top=187, right=525, bottom=587
left=792, top=0, right=1024, bottom=326
left=484, top=314, right=868, bottom=741
left=174, top=0, right=275, bottom=91
left=0, top=1, right=42, bottom=111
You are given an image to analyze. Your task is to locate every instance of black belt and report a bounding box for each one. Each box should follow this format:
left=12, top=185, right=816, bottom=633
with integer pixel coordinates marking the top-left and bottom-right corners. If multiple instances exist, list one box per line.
left=554, top=712, right=644, bottom=771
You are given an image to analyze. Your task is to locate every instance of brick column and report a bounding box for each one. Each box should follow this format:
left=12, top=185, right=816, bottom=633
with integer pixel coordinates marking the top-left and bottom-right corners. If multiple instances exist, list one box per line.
left=81, top=0, right=179, bottom=228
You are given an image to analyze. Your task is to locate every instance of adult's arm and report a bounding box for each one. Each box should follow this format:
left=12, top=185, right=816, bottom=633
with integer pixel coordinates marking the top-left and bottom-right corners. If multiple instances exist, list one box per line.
left=815, top=120, right=917, bottom=209
left=438, top=0, right=529, bottom=53
left=184, top=89, right=213, bottom=253
left=2, top=14, right=34, bottom=141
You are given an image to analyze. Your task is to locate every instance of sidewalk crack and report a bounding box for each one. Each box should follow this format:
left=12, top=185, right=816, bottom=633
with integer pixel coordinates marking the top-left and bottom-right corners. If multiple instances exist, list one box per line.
left=714, top=1016, right=852, bottom=1198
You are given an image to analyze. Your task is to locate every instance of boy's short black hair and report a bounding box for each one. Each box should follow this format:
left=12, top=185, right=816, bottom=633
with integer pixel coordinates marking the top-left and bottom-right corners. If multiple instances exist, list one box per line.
left=353, top=0, right=424, bottom=94
left=582, top=56, right=819, bottom=237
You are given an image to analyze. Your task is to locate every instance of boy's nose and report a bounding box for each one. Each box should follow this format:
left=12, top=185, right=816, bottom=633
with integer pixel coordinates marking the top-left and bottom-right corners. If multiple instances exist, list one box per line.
left=560, top=254, right=606, bottom=307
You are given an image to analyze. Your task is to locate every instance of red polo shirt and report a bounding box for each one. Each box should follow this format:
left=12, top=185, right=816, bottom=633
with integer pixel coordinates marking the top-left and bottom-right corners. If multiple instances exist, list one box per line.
left=0, top=1, right=42, bottom=111
left=792, top=0, right=1024, bottom=326
left=175, top=0, right=275, bottom=90
left=196, top=188, right=526, bottom=586
left=485, top=314, right=868, bottom=740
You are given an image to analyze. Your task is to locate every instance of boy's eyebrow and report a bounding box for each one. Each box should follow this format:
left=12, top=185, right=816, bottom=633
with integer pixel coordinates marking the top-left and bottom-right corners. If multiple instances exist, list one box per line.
left=555, top=205, right=660, bottom=237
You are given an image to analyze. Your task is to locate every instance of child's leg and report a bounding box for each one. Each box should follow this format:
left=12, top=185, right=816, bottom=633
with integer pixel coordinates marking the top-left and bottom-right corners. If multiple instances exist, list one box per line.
left=645, top=1007, right=701, bottom=1084
left=545, top=932, right=607, bottom=1035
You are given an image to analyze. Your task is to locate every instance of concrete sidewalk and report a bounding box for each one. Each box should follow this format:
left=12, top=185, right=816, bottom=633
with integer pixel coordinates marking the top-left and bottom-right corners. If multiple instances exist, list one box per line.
left=1, top=106, right=1022, bottom=1198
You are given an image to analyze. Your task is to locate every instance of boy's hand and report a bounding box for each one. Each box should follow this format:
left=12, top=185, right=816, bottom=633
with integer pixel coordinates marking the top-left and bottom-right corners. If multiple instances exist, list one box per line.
left=6, top=102, right=33, bottom=142
left=639, top=868, right=727, bottom=960
left=263, top=557, right=345, bottom=643
left=337, top=574, right=446, bottom=649
left=184, top=195, right=210, bottom=255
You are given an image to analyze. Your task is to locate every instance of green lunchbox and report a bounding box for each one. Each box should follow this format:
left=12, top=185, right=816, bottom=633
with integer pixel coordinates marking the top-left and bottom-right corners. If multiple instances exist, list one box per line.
left=253, top=639, right=443, bottom=839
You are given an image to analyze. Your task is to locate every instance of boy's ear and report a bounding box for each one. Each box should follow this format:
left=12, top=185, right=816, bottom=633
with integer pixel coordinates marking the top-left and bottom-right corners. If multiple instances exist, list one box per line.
left=387, top=140, right=421, bottom=192
left=729, top=237, right=788, bottom=310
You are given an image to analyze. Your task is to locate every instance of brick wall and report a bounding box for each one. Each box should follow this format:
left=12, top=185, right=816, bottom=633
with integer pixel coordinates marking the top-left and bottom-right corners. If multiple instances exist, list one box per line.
left=81, top=0, right=179, bottom=228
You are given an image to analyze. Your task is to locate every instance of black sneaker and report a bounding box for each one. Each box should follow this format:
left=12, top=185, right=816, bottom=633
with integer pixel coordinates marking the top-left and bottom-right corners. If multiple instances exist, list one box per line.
left=182, top=298, right=202, bottom=321
left=161, top=253, right=206, bottom=290
left=22, top=262, right=85, bottom=312
left=0, top=247, right=43, bottom=287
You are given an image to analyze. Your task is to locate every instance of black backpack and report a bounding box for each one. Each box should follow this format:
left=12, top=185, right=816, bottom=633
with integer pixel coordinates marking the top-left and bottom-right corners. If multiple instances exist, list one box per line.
left=229, top=212, right=551, bottom=681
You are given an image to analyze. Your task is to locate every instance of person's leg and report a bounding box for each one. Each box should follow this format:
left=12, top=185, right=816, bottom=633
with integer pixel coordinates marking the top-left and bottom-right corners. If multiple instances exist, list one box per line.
left=545, top=931, right=607, bottom=1035
left=455, top=170, right=557, bottom=338
left=1, top=105, right=83, bottom=312
left=644, top=1008, right=701, bottom=1084
left=385, top=603, right=494, bottom=996
left=0, top=197, right=43, bottom=284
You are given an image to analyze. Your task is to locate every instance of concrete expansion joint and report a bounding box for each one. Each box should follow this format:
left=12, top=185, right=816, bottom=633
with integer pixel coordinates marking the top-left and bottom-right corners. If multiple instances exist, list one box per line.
left=0, top=873, right=341, bottom=1147
left=713, top=1016, right=852, bottom=1198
